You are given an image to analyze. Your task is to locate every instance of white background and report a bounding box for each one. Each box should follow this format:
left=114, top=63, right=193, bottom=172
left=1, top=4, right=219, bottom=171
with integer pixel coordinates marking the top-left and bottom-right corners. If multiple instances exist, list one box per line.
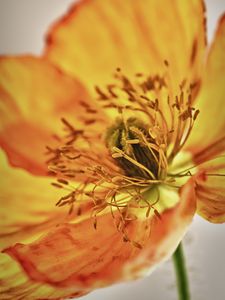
left=0, top=1, right=225, bottom=299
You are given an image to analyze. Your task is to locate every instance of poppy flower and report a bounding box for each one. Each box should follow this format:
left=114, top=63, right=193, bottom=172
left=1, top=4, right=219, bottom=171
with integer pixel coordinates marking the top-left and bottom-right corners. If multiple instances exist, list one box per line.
left=0, top=0, right=225, bottom=299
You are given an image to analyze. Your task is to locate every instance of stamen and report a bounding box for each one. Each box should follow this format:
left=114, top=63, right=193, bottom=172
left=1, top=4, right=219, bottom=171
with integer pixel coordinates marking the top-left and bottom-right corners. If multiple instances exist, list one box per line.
left=47, top=68, right=202, bottom=247
left=112, top=146, right=157, bottom=180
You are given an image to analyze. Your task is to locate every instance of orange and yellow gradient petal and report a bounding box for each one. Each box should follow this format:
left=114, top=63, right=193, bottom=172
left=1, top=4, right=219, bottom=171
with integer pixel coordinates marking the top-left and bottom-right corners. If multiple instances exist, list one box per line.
left=184, top=14, right=225, bottom=223
left=0, top=150, right=94, bottom=250
left=0, top=253, right=88, bottom=299
left=185, top=14, right=225, bottom=158
left=0, top=56, right=106, bottom=175
left=2, top=178, right=195, bottom=297
left=44, top=0, right=206, bottom=94
left=195, top=157, right=225, bottom=223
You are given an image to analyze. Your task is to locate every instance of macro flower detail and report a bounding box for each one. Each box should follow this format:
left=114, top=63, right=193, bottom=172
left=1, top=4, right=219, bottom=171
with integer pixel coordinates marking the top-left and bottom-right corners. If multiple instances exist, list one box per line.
left=44, top=68, right=200, bottom=238
left=0, top=0, right=225, bottom=299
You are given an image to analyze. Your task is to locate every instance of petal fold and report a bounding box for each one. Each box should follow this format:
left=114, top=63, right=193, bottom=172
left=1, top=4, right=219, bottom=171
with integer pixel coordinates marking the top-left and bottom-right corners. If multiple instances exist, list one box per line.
left=195, top=156, right=225, bottom=223
left=0, top=253, right=88, bottom=300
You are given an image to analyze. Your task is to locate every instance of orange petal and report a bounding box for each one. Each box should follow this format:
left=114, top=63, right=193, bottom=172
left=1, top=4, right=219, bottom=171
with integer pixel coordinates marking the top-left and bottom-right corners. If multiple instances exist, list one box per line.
left=0, top=253, right=89, bottom=300
left=3, top=178, right=196, bottom=293
left=0, top=150, right=93, bottom=250
left=195, top=156, right=225, bottom=223
left=185, top=14, right=225, bottom=158
left=0, top=56, right=106, bottom=175
left=189, top=136, right=225, bottom=165
left=44, top=0, right=206, bottom=93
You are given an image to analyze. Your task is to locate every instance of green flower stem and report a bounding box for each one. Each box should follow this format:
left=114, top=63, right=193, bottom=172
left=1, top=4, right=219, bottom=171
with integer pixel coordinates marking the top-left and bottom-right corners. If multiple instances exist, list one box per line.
left=172, top=242, right=190, bottom=300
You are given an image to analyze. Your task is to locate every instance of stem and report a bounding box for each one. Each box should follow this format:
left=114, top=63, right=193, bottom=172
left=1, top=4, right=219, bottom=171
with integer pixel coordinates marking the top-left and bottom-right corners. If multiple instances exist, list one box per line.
left=172, top=242, right=190, bottom=300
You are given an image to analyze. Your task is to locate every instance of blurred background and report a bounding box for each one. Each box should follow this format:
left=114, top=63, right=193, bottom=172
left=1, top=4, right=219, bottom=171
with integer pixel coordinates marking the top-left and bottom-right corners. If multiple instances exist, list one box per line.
left=0, top=1, right=225, bottom=299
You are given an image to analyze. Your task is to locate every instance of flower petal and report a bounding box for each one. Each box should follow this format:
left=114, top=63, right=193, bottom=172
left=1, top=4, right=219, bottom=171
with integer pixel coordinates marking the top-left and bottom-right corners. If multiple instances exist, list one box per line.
left=185, top=14, right=225, bottom=158
left=3, top=179, right=196, bottom=294
left=183, top=15, right=225, bottom=224
left=189, top=136, right=225, bottom=166
left=195, top=156, right=225, bottom=223
left=0, top=253, right=89, bottom=300
left=0, top=150, right=93, bottom=250
left=0, top=56, right=106, bottom=175
left=44, top=0, right=206, bottom=92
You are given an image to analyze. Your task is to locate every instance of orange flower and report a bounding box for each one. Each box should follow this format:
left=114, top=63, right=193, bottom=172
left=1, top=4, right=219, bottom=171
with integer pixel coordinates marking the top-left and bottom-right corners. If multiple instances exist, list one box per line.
left=0, top=0, right=225, bottom=299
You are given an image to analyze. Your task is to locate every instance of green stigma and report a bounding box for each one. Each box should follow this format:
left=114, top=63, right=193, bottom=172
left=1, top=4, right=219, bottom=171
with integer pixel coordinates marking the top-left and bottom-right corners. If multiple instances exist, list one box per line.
left=106, top=118, right=162, bottom=180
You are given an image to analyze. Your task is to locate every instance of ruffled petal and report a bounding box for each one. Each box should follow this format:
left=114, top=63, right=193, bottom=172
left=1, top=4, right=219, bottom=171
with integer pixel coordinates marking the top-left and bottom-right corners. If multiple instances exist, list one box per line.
left=195, top=156, right=225, bottom=223
left=185, top=14, right=225, bottom=156
left=0, top=150, right=93, bottom=250
left=44, top=0, right=206, bottom=92
left=3, top=178, right=196, bottom=294
left=0, top=56, right=106, bottom=175
left=0, top=253, right=89, bottom=300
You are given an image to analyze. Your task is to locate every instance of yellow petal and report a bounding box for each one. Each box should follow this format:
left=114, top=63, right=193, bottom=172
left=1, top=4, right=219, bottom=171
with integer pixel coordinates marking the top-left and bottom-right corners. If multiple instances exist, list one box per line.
left=195, top=156, right=225, bottom=223
left=0, top=150, right=92, bottom=250
left=0, top=56, right=106, bottom=175
left=44, top=0, right=206, bottom=93
left=185, top=14, right=225, bottom=156
left=3, top=178, right=196, bottom=293
left=183, top=16, right=225, bottom=223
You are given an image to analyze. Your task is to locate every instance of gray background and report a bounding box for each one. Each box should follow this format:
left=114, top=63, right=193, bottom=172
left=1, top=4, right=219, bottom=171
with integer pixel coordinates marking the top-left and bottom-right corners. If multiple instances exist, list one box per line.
left=0, top=1, right=225, bottom=299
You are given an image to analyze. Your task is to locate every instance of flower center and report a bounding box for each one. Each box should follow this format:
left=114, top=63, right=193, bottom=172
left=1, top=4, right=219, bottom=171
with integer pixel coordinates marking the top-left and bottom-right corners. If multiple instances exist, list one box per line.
left=106, top=117, right=164, bottom=180
left=95, top=68, right=200, bottom=167
left=47, top=68, right=200, bottom=238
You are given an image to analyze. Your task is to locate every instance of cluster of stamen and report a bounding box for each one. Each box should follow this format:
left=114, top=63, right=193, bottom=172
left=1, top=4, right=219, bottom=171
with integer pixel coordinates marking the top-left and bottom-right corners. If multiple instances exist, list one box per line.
left=47, top=68, right=200, bottom=247
left=95, top=68, right=200, bottom=164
